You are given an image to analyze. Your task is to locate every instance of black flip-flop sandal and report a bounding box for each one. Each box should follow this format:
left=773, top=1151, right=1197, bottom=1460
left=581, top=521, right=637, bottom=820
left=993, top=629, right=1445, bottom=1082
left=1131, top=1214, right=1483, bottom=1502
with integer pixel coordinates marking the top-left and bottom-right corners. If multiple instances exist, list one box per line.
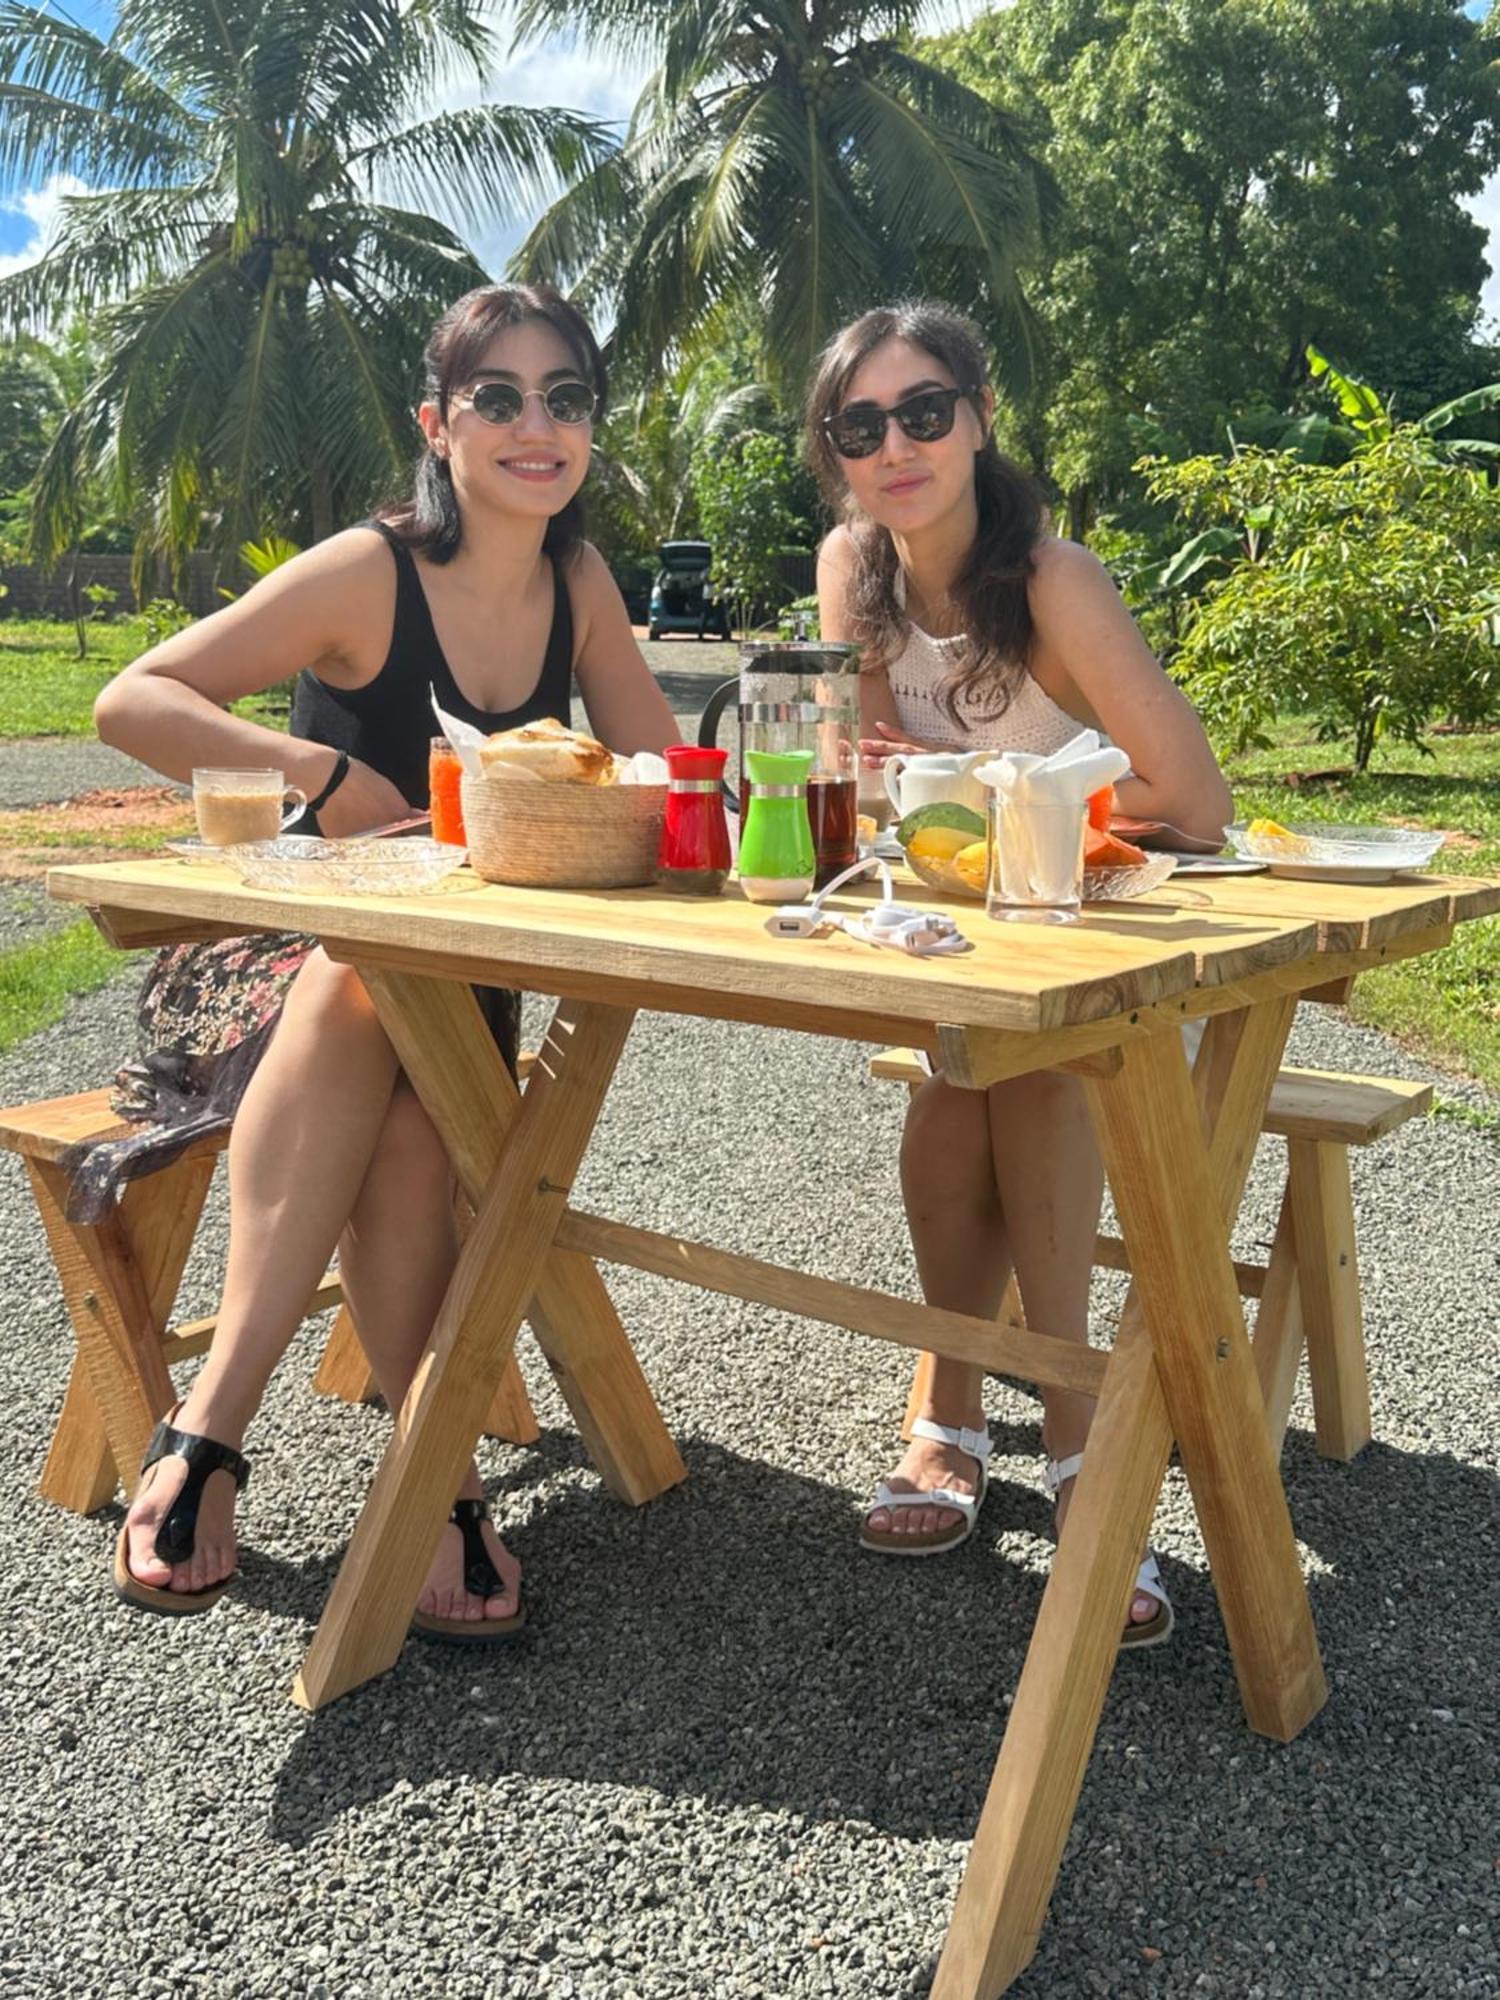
left=409, top=1498, right=526, bottom=1645
left=112, top=1410, right=250, bottom=1617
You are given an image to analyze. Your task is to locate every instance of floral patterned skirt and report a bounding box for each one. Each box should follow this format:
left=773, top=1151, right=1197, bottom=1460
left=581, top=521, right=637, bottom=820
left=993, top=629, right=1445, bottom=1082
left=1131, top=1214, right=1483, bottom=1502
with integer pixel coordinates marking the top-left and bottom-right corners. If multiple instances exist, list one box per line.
left=62, top=933, right=519, bottom=1223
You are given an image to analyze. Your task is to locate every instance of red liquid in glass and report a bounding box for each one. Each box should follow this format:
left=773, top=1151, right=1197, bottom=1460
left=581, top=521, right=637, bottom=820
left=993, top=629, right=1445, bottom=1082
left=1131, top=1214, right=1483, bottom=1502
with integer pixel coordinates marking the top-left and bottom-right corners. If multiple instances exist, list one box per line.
left=738, top=773, right=856, bottom=888
left=428, top=742, right=466, bottom=845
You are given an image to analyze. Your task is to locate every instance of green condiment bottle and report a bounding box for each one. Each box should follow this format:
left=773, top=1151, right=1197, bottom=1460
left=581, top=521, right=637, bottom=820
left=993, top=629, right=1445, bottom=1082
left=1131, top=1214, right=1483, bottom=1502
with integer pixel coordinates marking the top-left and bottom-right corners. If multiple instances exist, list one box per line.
left=737, top=749, right=815, bottom=904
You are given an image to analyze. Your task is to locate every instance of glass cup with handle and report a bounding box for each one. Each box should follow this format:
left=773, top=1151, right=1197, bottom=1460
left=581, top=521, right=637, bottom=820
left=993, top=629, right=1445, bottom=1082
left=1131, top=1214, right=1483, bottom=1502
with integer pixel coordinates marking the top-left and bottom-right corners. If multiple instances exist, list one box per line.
left=192, top=768, right=307, bottom=846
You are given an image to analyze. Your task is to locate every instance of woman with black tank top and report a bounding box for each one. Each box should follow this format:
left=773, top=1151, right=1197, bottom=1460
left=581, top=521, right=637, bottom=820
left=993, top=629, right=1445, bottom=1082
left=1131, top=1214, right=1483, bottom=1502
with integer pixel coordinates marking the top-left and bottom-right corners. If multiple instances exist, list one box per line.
left=94, top=285, right=678, bottom=1638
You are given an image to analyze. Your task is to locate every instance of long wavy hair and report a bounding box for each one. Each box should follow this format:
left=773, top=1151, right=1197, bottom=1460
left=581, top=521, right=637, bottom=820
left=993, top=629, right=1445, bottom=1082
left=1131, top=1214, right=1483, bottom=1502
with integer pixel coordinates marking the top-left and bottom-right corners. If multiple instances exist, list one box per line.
left=375, top=283, right=606, bottom=566
left=805, top=302, right=1046, bottom=723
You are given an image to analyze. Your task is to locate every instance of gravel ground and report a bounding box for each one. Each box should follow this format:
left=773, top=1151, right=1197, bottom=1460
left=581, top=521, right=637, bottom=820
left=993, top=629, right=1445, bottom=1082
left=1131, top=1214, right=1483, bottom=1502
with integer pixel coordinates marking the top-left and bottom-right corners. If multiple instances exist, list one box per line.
left=1, top=674, right=1497, bottom=1998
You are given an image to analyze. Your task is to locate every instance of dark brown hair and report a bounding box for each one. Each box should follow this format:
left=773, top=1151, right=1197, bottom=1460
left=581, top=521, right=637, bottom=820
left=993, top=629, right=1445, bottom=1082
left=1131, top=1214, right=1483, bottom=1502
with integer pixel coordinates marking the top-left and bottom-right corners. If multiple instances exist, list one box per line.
left=805, top=301, right=1046, bottom=723
left=375, top=283, right=606, bottom=565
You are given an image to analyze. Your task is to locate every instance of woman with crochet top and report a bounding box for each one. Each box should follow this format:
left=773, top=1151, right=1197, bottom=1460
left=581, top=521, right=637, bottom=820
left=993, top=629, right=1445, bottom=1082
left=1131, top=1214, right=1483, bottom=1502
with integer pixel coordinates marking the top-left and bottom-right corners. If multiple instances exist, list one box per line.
left=810, top=302, right=1232, bottom=1645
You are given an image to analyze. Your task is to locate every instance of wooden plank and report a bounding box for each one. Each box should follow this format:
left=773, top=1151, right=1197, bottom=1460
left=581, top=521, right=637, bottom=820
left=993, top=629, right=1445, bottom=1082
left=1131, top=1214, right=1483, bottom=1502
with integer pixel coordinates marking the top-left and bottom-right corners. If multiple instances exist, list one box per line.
left=50, top=860, right=1247, bottom=1035
left=163, top=1270, right=344, bottom=1362
left=38, top=1355, right=118, bottom=1513
left=27, top=1159, right=175, bottom=1494
left=556, top=1209, right=1108, bottom=1398
left=0, top=1086, right=129, bottom=1158
left=1149, top=872, right=1460, bottom=951
left=938, top=920, right=1452, bottom=1091
left=310, top=1304, right=377, bottom=1403
left=1254, top=1185, right=1306, bottom=1460
left=930, top=1308, right=1173, bottom=1999
left=1088, top=1011, right=1326, bottom=1740
left=292, top=996, right=635, bottom=1711
left=1264, top=1069, right=1431, bottom=1146
left=88, top=906, right=245, bottom=950
left=1288, top=1139, right=1372, bottom=1461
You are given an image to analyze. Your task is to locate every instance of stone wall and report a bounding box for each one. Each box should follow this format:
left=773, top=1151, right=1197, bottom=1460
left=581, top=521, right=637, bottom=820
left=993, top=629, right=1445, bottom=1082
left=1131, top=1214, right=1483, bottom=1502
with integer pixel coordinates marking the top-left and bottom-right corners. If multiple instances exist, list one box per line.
left=1, top=552, right=229, bottom=620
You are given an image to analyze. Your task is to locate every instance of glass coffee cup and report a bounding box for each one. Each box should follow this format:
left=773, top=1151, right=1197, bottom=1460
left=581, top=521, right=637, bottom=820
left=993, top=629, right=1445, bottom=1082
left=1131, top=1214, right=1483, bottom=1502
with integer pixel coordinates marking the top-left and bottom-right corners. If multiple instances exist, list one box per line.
left=193, top=768, right=307, bottom=846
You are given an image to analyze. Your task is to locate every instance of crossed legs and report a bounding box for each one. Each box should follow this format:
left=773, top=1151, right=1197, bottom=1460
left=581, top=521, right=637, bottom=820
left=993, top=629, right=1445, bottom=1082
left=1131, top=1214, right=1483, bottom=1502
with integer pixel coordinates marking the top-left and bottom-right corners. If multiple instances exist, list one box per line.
left=121, top=949, right=518, bottom=1621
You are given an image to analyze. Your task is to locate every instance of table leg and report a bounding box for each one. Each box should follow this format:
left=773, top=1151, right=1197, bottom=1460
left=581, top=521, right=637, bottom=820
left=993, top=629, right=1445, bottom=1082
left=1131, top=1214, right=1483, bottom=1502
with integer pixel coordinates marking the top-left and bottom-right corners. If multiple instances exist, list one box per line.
left=39, top=1354, right=118, bottom=1513
left=933, top=1001, right=1326, bottom=1998
left=1253, top=1186, right=1305, bottom=1458
left=292, top=989, right=637, bottom=1711
left=361, top=969, right=683, bottom=1501
left=930, top=1313, right=1171, bottom=2000
left=1090, top=1016, right=1327, bottom=1742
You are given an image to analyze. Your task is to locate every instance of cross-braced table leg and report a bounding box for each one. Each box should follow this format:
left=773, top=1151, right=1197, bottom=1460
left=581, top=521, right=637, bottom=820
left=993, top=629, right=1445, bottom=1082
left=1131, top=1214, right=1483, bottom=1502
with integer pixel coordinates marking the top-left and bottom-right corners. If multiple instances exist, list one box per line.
left=292, top=976, right=684, bottom=1711
left=932, top=997, right=1327, bottom=2000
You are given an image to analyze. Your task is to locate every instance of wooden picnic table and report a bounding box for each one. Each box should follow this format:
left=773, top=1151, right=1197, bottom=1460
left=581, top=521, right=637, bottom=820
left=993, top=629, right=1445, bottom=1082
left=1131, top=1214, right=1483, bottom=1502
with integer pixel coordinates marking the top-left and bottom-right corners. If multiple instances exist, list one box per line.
left=46, top=853, right=1499, bottom=2000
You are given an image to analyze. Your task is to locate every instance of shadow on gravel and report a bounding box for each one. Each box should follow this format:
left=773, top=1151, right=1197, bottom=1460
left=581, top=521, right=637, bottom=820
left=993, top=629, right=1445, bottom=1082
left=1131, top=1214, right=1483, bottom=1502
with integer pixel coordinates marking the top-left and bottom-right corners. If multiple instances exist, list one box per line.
left=264, top=1419, right=1498, bottom=1948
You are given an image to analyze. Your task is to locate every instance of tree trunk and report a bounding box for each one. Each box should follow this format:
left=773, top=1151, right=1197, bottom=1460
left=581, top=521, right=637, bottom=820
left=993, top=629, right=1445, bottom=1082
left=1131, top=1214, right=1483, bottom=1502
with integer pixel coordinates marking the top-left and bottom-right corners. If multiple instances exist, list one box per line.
left=1066, top=485, right=1092, bottom=543
left=309, top=460, right=334, bottom=545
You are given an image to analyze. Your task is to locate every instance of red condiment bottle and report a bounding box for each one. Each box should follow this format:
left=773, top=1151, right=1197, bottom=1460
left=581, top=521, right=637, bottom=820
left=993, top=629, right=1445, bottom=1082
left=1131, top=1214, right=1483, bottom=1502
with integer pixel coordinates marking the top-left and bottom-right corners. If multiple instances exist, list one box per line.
left=429, top=736, right=466, bottom=845
left=656, top=744, right=731, bottom=894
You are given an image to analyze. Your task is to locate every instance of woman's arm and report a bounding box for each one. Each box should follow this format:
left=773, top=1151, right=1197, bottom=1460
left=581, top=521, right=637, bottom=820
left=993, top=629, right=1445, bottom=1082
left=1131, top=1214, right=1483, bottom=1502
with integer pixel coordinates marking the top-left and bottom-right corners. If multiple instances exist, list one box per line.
left=93, top=529, right=412, bottom=835
left=569, top=544, right=681, bottom=754
left=1028, top=540, right=1233, bottom=842
left=816, top=526, right=936, bottom=770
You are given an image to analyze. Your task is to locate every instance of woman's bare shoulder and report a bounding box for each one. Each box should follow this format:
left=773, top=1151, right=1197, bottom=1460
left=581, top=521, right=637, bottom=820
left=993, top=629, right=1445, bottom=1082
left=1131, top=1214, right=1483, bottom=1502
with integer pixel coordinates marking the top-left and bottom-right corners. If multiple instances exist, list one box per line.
left=817, top=522, right=858, bottom=572
left=1028, top=535, right=1111, bottom=591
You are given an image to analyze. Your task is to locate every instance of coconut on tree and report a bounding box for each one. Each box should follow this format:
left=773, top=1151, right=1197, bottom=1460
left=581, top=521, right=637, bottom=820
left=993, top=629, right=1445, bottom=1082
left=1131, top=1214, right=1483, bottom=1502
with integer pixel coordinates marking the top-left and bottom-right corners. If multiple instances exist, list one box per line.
left=0, top=0, right=614, bottom=569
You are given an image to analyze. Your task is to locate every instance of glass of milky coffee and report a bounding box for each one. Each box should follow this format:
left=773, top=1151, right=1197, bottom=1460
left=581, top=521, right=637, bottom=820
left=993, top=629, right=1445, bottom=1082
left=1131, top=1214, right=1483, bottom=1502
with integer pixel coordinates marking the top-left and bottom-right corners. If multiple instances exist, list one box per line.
left=193, top=768, right=307, bottom=845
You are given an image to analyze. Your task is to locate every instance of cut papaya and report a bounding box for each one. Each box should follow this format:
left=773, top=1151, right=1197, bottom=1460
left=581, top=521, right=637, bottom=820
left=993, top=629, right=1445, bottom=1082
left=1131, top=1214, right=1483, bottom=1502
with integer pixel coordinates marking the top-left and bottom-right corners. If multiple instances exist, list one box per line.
left=1086, top=784, right=1115, bottom=833
left=1085, top=825, right=1147, bottom=869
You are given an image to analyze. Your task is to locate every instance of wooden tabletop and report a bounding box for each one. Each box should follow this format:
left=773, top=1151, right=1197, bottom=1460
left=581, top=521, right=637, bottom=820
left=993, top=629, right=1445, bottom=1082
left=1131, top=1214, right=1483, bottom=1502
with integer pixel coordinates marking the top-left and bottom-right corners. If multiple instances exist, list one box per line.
left=48, top=855, right=1334, bottom=1037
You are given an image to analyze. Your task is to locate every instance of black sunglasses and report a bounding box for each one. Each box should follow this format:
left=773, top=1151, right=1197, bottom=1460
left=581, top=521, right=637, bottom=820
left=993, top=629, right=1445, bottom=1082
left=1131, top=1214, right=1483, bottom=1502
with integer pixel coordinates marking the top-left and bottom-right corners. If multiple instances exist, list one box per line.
left=824, top=384, right=981, bottom=460
left=452, top=378, right=598, bottom=427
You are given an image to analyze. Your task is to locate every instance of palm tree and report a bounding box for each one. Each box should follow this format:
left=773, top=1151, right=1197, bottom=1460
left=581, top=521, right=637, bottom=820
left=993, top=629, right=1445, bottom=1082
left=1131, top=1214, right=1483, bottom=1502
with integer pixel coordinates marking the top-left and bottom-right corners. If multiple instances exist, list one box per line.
left=0, top=0, right=614, bottom=568
left=509, top=0, right=1055, bottom=403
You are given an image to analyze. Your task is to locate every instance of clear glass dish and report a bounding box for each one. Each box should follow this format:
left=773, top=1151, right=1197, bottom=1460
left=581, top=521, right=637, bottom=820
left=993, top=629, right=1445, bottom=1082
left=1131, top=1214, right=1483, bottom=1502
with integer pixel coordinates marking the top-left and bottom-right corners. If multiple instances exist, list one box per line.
left=1225, top=822, right=1444, bottom=871
left=213, top=835, right=469, bottom=895
left=1083, top=853, right=1178, bottom=901
left=904, top=848, right=1177, bottom=903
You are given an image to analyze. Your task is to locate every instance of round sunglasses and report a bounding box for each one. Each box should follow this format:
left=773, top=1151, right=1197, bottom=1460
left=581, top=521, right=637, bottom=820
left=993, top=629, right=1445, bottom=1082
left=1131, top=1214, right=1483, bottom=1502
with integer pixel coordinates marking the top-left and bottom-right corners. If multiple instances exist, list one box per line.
left=451, top=378, right=598, bottom=427
left=824, top=384, right=981, bottom=460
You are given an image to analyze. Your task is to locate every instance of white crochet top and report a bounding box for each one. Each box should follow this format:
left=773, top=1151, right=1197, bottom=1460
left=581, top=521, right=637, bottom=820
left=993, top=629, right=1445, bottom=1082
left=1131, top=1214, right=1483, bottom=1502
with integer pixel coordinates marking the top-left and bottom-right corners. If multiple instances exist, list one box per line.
left=884, top=618, right=1083, bottom=754
left=882, top=573, right=1083, bottom=753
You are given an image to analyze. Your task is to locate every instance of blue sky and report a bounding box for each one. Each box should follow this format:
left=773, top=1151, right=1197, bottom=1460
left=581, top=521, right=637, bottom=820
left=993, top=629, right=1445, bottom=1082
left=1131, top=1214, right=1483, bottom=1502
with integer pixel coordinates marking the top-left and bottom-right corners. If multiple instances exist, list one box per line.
left=4, top=0, right=1498, bottom=322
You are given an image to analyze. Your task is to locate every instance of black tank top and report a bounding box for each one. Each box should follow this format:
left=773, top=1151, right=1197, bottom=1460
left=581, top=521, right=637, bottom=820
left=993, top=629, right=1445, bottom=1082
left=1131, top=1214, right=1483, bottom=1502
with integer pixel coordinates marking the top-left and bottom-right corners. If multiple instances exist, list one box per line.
left=290, top=521, right=574, bottom=824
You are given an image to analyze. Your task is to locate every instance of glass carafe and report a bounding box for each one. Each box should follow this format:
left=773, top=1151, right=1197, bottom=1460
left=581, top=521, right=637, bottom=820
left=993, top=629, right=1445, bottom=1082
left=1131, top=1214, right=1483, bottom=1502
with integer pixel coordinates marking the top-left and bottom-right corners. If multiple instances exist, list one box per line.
left=698, top=641, right=860, bottom=888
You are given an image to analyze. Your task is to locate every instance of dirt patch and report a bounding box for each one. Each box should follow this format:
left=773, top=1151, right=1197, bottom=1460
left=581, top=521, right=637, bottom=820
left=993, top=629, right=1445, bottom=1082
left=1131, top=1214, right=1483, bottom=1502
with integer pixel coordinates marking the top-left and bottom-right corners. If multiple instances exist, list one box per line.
left=0, top=785, right=192, bottom=879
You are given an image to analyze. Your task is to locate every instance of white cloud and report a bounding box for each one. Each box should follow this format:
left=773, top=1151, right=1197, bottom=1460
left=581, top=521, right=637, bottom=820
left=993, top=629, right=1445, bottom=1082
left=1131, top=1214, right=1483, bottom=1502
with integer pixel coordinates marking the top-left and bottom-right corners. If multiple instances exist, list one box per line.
left=0, top=173, right=88, bottom=278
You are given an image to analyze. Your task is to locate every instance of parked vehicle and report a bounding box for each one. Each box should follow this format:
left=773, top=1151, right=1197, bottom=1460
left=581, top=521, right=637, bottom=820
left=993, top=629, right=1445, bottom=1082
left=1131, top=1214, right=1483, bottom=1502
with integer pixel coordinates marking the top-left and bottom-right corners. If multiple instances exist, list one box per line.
left=649, top=540, right=731, bottom=640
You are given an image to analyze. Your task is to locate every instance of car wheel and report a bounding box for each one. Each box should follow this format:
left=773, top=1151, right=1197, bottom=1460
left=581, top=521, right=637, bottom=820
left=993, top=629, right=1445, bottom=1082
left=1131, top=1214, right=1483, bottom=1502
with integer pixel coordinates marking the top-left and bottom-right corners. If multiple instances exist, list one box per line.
left=648, top=623, right=661, bottom=641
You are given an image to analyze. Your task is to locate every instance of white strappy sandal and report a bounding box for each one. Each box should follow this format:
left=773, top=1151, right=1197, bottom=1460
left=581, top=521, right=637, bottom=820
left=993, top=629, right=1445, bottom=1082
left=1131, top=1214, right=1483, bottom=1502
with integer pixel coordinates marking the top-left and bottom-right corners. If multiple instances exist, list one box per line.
left=1046, top=1452, right=1174, bottom=1649
left=860, top=1418, right=993, bottom=1556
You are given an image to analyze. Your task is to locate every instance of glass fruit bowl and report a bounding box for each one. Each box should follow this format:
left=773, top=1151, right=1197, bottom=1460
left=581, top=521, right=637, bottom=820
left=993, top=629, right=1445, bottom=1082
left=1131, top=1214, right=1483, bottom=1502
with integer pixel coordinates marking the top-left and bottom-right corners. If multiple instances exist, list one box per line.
left=216, top=835, right=469, bottom=895
left=1083, top=853, right=1178, bottom=901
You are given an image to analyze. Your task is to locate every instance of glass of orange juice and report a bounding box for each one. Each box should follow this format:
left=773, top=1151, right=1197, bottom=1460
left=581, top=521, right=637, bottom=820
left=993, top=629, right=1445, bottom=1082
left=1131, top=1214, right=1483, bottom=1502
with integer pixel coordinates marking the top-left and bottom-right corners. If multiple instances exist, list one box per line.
left=429, top=737, right=466, bottom=846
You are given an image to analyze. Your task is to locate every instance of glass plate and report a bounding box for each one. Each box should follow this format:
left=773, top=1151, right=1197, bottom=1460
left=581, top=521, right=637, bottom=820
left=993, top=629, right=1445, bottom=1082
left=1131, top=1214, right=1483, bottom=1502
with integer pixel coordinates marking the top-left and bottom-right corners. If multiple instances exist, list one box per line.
left=165, top=838, right=233, bottom=864
left=1225, top=821, right=1444, bottom=871
left=1083, top=854, right=1177, bottom=901
left=219, top=835, right=468, bottom=895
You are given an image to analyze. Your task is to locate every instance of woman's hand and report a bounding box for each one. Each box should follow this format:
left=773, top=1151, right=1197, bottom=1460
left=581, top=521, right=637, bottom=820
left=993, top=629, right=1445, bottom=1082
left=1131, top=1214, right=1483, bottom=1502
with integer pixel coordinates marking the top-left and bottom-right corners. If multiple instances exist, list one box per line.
left=315, top=756, right=413, bottom=838
left=859, top=720, right=934, bottom=770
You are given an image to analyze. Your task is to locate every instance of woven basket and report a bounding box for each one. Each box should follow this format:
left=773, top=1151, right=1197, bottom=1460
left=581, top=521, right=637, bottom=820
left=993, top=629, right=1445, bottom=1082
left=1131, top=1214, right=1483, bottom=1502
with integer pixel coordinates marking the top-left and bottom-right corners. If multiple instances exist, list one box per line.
left=460, top=772, right=667, bottom=888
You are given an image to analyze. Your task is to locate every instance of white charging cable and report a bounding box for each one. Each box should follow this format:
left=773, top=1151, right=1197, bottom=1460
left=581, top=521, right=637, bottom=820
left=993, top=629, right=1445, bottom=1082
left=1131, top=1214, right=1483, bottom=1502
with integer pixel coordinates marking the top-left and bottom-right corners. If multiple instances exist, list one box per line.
left=763, top=855, right=973, bottom=956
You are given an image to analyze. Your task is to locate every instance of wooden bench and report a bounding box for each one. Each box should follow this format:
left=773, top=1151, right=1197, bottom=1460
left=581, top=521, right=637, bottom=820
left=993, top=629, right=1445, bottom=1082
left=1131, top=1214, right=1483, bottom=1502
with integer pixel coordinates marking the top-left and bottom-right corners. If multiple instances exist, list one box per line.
left=869, top=1051, right=1432, bottom=1461
left=1, top=1081, right=541, bottom=1515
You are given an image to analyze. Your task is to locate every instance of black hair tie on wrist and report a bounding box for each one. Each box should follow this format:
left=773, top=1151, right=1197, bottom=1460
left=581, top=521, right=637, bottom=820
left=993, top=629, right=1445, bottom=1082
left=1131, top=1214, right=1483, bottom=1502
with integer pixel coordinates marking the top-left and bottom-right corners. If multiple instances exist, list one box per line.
left=306, top=749, right=351, bottom=815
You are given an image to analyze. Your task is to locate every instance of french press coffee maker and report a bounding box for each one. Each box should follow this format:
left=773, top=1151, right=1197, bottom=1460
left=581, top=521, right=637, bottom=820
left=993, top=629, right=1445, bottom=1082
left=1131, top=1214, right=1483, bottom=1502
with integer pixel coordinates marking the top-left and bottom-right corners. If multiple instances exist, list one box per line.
left=697, top=640, right=861, bottom=888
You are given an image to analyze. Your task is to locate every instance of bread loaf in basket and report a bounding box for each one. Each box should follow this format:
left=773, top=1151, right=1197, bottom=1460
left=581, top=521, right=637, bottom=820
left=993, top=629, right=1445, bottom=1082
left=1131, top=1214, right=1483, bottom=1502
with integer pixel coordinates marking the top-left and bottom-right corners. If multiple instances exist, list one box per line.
left=460, top=771, right=666, bottom=888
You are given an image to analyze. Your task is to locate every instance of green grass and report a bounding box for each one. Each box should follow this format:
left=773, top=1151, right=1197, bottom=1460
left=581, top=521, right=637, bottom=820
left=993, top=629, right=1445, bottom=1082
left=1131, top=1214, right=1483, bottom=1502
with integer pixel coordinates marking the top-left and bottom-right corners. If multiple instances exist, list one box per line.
left=0, top=616, right=288, bottom=737
left=1225, top=723, right=1500, bottom=1096
left=0, top=917, right=133, bottom=1053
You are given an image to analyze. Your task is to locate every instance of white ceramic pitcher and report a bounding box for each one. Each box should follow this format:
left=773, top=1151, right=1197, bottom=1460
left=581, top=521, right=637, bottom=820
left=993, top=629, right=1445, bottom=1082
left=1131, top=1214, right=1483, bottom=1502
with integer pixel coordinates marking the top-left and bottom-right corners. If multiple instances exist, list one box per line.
left=883, top=749, right=989, bottom=821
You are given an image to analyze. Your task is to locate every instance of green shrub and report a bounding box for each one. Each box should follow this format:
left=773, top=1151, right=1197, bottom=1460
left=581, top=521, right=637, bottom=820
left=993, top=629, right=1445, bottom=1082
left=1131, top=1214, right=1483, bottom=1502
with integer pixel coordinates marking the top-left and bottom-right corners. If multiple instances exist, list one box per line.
left=1143, top=432, right=1500, bottom=771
